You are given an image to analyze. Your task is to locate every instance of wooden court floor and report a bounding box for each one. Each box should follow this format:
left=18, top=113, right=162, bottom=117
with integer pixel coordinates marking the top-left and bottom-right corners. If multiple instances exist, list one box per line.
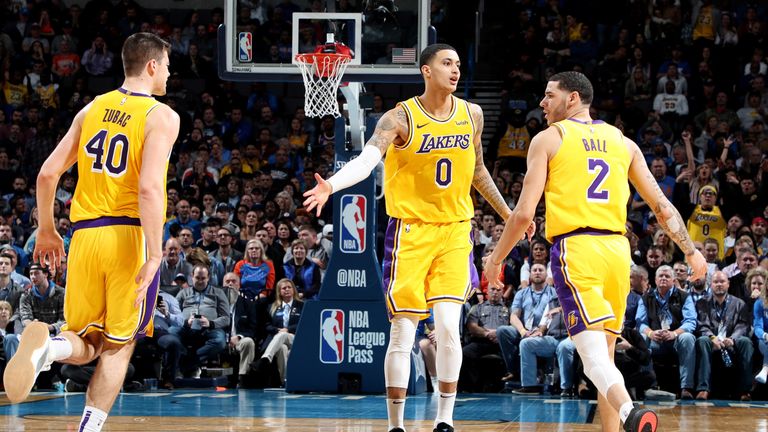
left=0, top=390, right=766, bottom=431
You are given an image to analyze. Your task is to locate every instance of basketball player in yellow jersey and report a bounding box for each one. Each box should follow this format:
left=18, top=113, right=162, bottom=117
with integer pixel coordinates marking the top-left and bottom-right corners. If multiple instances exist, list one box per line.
left=4, top=33, right=179, bottom=432
left=304, top=44, right=524, bottom=432
left=485, top=72, right=706, bottom=432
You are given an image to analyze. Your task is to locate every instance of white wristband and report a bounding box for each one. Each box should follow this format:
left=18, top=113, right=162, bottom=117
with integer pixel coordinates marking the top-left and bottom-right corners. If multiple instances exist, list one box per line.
left=327, top=145, right=383, bottom=193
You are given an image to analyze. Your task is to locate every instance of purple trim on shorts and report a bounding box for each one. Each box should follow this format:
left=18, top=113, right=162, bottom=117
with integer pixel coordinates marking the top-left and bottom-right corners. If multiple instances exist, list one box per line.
left=550, top=238, right=588, bottom=336
left=567, top=118, right=605, bottom=125
left=133, top=270, right=160, bottom=340
left=551, top=228, right=621, bottom=244
left=118, top=87, right=152, bottom=98
left=382, top=218, right=399, bottom=320
left=79, top=410, right=91, bottom=431
left=72, top=216, right=141, bottom=232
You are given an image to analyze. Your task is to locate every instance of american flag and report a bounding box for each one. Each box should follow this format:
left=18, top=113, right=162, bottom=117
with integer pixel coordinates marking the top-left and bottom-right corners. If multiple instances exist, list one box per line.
left=392, top=47, right=416, bottom=64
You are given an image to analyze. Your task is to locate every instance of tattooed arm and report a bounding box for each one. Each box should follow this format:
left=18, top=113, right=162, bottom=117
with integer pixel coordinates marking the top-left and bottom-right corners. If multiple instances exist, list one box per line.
left=627, top=136, right=707, bottom=280
left=303, top=106, right=407, bottom=215
left=469, top=103, right=512, bottom=220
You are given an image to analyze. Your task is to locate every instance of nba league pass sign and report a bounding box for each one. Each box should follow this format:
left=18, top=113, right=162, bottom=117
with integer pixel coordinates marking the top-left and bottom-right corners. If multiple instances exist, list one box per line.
left=339, top=194, right=366, bottom=254
left=320, top=309, right=385, bottom=364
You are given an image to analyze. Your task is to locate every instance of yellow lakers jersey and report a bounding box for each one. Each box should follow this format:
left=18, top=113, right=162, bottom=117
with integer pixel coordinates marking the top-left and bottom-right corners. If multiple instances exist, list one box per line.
left=687, top=205, right=726, bottom=258
left=497, top=125, right=531, bottom=159
left=545, top=119, right=631, bottom=242
left=384, top=96, right=475, bottom=222
left=70, top=88, right=164, bottom=222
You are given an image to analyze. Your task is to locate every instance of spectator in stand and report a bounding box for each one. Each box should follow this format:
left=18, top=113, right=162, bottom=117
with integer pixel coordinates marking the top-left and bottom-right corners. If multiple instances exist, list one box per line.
left=173, top=265, right=230, bottom=378
left=518, top=239, right=553, bottom=288
left=227, top=272, right=263, bottom=385
left=754, top=270, right=768, bottom=384
left=211, top=227, right=243, bottom=274
left=152, top=289, right=184, bottom=390
left=159, top=237, right=193, bottom=292
left=234, top=239, right=275, bottom=300
left=654, top=80, right=689, bottom=135
left=638, top=265, right=697, bottom=399
left=0, top=300, right=21, bottom=362
left=222, top=107, right=253, bottom=147
left=694, top=91, right=740, bottom=132
left=81, top=36, right=114, bottom=76
left=460, top=284, right=509, bottom=392
left=164, top=199, right=202, bottom=241
left=737, top=91, right=766, bottom=131
left=694, top=271, right=753, bottom=401
left=255, top=106, right=286, bottom=140
left=283, top=239, right=320, bottom=300
left=19, top=263, right=65, bottom=335
left=497, top=264, right=557, bottom=383
left=51, top=39, right=80, bottom=84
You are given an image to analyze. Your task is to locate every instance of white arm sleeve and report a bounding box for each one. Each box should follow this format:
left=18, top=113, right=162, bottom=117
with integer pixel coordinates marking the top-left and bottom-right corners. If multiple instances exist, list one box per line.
left=327, top=145, right=383, bottom=193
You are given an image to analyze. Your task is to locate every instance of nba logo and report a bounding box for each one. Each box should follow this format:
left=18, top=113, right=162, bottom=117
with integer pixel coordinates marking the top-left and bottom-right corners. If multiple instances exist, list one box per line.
left=238, top=32, right=252, bottom=62
left=340, top=194, right=366, bottom=254
left=320, top=309, right=345, bottom=364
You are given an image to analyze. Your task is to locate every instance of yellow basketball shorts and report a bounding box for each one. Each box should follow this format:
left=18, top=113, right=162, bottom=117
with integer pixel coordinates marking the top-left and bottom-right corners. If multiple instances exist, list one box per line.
left=382, top=218, right=476, bottom=320
left=62, top=216, right=159, bottom=344
left=550, top=231, right=631, bottom=337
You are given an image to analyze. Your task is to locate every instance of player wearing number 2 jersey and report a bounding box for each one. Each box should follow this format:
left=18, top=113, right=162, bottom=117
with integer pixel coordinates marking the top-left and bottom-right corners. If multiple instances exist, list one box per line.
left=486, top=72, right=706, bottom=432
left=303, top=44, right=516, bottom=432
left=4, top=33, right=179, bottom=432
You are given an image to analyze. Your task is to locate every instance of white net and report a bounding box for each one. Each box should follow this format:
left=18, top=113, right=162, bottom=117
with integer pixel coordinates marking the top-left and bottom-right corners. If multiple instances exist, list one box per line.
left=295, top=53, right=351, bottom=118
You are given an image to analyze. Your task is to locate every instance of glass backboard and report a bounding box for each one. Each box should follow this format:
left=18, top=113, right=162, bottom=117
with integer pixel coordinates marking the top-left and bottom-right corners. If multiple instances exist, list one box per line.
left=219, top=0, right=433, bottom=83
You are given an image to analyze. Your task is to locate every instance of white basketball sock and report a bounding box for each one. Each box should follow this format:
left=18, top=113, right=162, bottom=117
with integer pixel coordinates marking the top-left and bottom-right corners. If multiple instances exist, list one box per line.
left=435, top=392, right=456, bottom=427
left=48, top=336, right=73, bottom=362
left=386, top=398, right=406, bottom=431
left=78, top=406, right=108, bottom=432
left=619, top=401, right=634, bottom=423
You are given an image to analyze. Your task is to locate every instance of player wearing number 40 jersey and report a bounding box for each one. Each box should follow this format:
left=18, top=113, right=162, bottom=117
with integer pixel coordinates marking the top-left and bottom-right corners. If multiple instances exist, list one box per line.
left=3, top=32, right=179, bottom=432
left=303, top=44, right=519, bottom=432
left=485, top=71, right=706, bottom=432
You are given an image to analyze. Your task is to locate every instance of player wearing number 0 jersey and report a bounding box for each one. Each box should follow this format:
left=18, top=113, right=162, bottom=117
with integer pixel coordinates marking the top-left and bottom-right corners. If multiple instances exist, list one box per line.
left=383, top=95, right=476, bottom=317
left=4, top=33, right=179, bottom=432
left=303, top=44, right=513, bottom=432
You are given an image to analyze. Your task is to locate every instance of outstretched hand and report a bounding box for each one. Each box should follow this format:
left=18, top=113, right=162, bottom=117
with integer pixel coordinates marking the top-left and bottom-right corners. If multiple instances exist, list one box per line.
left=302, top=173, right=333, bottom=217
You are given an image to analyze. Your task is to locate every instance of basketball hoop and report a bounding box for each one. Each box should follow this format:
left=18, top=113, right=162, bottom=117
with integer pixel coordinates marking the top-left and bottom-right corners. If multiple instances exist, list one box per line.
left=295, top=38, right=352, bottom=118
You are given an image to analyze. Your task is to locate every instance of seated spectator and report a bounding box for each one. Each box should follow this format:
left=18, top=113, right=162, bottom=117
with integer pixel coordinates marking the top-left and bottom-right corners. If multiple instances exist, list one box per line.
left=19, top=263, right=65, bottom=335
left=172, top=265, right=230, bottom=377
left=252, top=278, right=303, bottom=386
left=283, top=239, right=321, bottom=300
left=186, top=247, right=225, bottom=287
left=0, top=300, right=22, bottom=364
left=234, top=239, right=275, bottom=300
left=518, top=239, right=553, bottom=288
left=159, top=238, right=193, bottom=292
left=149, top=288, right=184, bottom=390
left=615, top=325, right=654, bottom=401
left=754, top=273, right=768, bottom=384
left=163, top=199, right=202, bottom=241
left=694, top=271, right=753, bottom=401
left=81, top=36, right=114, bottom=76
left=0, top=253, right=25, bottom=312
left=0, top=247, right=30, bottom=289
left=497, top=263, right=557, bottom=382
left=625, top=266, right=650, bottom=329
left=460, top=285, right=509, bottom=392
left=512, top=297, right=576, bottom=397
left=638, top=265, right=697, bottom=399
left=210, top=227, right=243, bottom=274
left=226, top=272, right=263, bottom=384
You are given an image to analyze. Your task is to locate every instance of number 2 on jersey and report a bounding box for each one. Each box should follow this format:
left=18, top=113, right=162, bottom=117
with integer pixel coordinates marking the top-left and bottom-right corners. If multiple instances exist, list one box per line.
left=587, top=158, right=609, bottom=202
left=84, top=130, right=129, bottom=176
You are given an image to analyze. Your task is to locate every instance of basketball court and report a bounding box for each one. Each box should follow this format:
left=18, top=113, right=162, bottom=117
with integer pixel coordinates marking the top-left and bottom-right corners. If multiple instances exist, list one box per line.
left=1, top=390, right=766, bottom=431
